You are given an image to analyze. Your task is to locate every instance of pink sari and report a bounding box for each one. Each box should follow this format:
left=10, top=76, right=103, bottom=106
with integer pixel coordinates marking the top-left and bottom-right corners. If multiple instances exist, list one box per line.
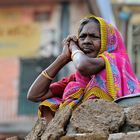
left=39, top=16, right=140, bottom=116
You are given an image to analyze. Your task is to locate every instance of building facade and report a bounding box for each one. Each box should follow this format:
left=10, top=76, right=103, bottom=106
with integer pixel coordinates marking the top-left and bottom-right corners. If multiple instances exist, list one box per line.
left=0, top=0, right=100, bottom=139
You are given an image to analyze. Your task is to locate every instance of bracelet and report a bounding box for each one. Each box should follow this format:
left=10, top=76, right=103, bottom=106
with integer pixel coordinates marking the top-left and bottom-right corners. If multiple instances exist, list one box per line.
left=41, top=70, right=54, bottom=80
left=71, top=50, right=84, bottom=59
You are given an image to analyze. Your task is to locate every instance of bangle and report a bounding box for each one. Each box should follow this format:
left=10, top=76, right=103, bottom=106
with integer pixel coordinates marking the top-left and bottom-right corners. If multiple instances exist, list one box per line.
left=71, top=50, right=84, bottom=59
left=41, top=70, right=54, bottom=80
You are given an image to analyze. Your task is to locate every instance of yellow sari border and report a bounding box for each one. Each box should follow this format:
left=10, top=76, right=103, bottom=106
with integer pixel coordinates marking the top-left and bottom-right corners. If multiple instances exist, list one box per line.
left=99, top=53, right=116, bottom=100
left=83, top=87, right=113, bottom=102
left=93, top=16, right=107, bottom=54
left=38, top=100, right=59, bottom=117
left=59, top=88, right=84, bottom=109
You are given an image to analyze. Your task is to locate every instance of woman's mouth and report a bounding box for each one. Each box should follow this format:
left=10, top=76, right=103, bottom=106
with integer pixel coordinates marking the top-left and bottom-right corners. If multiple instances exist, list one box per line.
left=83, top=48, right=93, bottom=54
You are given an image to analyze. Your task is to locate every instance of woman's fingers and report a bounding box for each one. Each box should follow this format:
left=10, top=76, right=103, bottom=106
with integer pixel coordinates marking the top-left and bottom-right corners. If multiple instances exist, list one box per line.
left=66, top=35, right=77, bottom=42
left=62, top=39, right=69, bottom=46
left=63, top=35, right=77, bottom=44
left=62, top=35, right=78, bottom=49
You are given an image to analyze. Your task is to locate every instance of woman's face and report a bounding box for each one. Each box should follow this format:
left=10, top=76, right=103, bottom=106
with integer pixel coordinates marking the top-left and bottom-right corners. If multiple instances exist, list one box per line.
left=78, top=21, right=101, bottom=58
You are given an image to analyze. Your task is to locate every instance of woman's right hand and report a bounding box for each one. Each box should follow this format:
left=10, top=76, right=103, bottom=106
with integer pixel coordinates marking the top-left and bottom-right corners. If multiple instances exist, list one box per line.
left=61, top=35, right=78, bottom=63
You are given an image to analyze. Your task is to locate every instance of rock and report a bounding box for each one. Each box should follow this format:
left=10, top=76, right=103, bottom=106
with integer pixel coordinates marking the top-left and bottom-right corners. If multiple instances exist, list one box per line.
left=126, top=131, right=140, bottom=140
left=108, top=131, right=140, bottom=140
left=27, top=99, right=140, bottom=139
left=68, top=99, right=125, bottom=138
left=60, top=133, right=107, bottom=140
left=122, top=103, right=140, bottom=132
left=108, top=133, right=126, bottom=140
left=25, top=118, right=47, bottom=140
left=41, top=106, right=72, bottom=140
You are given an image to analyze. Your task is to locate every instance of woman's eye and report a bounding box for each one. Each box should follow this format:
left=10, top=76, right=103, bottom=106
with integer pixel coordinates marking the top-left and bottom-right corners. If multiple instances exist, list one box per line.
left=79, top=34, right=86, bottom=39
left=79, top=36, right=84, bottom=39
left=91, top=36, right=101, bottom=41
left=79, top=34, right=100, bottom=40
left=91, top=35, right=100, bottom=39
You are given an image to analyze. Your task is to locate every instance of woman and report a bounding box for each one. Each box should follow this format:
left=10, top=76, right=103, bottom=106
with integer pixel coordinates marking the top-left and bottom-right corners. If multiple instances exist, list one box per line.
left=27, top=15, right=140, bottom=123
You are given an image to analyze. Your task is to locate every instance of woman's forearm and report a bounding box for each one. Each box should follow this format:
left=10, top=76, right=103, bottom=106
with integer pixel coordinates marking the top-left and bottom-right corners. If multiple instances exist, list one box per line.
left=71, top=46, right=105, bottom=76
left=27, top=55, right=69, bottom=102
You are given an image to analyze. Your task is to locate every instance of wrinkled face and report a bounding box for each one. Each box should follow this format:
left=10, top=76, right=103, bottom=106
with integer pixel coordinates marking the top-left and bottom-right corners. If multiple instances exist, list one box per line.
left=78, top=21, right=101, bottom=58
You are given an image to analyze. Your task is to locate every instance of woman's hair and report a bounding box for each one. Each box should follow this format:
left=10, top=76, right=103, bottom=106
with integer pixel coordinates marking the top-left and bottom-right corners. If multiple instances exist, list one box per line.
left=78, top=17, right=99, bottom=35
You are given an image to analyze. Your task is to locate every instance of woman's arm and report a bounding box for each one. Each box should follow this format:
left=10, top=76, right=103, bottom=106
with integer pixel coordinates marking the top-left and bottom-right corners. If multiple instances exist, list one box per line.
left=27, top=55, right=69, bottom=102
left=27, top=40, right=71, bottom=102
left=70, top=41, right=105, bottom=76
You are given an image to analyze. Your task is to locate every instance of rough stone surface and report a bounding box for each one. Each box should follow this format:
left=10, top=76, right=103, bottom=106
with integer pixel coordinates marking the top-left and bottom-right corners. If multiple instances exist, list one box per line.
left=126, top=131, right=140, bottom=140
left=108, top=133, right=126, bottom=140
left=60, top=133, right=108, bottom=140
left=68, top=99, right=125, bottom=138
left=122, top=103, right=140, bottom=132
left=108, top=131, right=140, bottom=140
left=21, top=99, right=140, bottom=140
left=25, top=118, right=47, bottom=140
left=41, top=106, right=72, bottom=140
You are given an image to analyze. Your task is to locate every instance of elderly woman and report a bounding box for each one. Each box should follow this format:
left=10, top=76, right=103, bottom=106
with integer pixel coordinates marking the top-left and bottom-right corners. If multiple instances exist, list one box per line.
left=27, top=15, right=140, bottom=124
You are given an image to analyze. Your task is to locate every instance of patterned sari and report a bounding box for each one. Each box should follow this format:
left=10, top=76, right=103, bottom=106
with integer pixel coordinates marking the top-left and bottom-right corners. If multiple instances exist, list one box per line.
left=38, top=16, right=140, bottom=116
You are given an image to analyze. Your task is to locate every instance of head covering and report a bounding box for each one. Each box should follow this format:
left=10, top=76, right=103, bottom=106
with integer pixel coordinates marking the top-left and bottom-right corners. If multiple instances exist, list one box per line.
left=79, top=15, right=140, bottom=101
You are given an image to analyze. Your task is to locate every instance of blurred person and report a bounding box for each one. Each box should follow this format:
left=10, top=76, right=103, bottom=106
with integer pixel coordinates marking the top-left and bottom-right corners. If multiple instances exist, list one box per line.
left=27, top=15, right=140, bottom=138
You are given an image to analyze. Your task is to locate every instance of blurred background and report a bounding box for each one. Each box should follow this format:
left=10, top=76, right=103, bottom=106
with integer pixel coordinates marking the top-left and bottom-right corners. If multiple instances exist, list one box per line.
left=0, top=0, right=140, bottom=139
